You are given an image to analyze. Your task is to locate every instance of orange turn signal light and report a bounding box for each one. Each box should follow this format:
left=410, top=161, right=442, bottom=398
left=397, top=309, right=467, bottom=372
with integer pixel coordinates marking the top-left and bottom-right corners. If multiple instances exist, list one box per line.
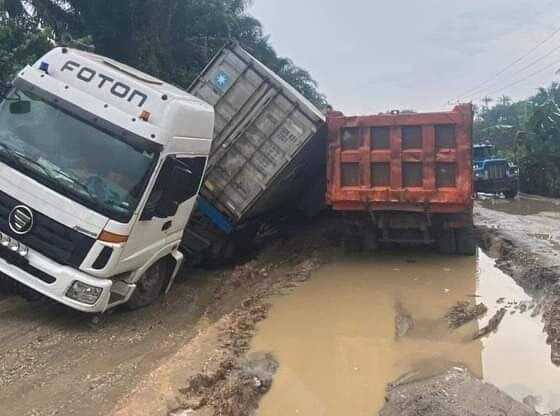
left=139, top=111, right=151, bottom=121
left=98, top=230, right=129, bottom=244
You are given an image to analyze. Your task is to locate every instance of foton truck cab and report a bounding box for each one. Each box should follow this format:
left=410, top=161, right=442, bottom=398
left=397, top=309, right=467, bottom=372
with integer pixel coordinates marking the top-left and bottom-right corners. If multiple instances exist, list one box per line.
left=0, top=47, right=214, bottom=312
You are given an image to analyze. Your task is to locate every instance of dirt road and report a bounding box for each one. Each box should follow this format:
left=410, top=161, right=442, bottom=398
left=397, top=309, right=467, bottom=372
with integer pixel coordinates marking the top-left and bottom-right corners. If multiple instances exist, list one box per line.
left=1, top=195, right=559, bottom=416
left=0, top=271, right=220, bottom=416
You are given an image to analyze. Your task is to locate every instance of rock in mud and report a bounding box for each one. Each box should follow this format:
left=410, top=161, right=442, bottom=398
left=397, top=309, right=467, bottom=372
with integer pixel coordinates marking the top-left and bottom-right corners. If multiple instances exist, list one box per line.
left=395, top=302, right=414, bottom=339
left=445, top=301, right=488, bottom=329
left=380, top=367, right=539, bottom=416
left=473, top=308, right=507, bottom=339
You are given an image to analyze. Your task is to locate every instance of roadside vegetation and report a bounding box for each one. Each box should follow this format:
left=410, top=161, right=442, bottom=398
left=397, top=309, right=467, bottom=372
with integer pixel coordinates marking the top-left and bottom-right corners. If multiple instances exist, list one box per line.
left=0, top=0, right=328, bottom=109
left=474, top=84, right=560, bottom=198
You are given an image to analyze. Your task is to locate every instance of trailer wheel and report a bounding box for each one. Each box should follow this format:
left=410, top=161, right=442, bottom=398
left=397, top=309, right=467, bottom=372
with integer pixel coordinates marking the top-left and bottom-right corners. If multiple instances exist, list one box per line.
left=438, top=229, right=457, bottom=255
left=126, top=261, right=169, bottom=310
left=455, top=226, right=477, bottom=256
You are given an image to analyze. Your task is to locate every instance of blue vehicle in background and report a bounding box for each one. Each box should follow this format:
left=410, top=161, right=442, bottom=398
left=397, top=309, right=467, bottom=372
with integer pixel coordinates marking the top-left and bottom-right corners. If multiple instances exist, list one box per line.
left=473, top=143, right=519, bottom=199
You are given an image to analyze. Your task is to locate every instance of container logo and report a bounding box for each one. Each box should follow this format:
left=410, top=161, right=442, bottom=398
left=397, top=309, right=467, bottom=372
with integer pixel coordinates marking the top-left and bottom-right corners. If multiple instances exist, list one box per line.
left=211, top=70, right=231, bottom=92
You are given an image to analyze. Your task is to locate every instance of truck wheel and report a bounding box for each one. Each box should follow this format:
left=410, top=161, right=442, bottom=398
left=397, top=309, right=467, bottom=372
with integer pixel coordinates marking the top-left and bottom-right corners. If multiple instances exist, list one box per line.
left=503, top=189, right=518, bottom=199
left=438, top=229, right=457, bottom=255
left=456, top=226, right=477, bottom=256
left=126, top=261, right=169, bottom=310
left=362, top=230, right=378, bottom=253
left=344, top=235, right=362, bottom=253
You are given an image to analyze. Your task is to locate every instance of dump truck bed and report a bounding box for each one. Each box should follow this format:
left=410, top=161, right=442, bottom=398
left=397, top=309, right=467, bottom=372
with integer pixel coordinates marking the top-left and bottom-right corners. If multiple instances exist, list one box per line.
left=326, top=105, right=473, bottom=214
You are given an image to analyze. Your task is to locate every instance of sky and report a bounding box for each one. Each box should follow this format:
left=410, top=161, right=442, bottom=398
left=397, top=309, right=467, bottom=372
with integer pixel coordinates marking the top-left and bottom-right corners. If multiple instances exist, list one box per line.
left=249, top=0, right=560, bottom=114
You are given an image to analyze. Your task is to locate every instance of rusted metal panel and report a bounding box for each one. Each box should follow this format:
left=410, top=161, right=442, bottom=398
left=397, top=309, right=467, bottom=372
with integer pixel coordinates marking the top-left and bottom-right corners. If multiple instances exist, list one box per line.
left=326, top=105, right=473, bottom=214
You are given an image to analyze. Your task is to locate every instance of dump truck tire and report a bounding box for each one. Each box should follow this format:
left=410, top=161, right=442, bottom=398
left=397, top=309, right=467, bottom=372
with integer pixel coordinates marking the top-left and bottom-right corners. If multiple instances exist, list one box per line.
left=438, top=229, right=457, bottom=255
left=126, top=261, right=168, bottom=310
left=362, top=231, right=378, bottom=252
left=456, top=226, right=477, bottom=256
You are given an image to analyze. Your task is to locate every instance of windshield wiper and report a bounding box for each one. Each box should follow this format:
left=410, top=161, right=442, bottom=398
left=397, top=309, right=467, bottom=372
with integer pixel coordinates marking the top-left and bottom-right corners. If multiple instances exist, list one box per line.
left=47, top=167, right=100, bottom=204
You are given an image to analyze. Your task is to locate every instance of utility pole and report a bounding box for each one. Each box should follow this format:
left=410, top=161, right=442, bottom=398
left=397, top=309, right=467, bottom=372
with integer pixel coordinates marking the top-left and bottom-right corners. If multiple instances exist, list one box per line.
left=499, top=95, right=512, bottom=106
left=481, top=96, right=493, bottom=109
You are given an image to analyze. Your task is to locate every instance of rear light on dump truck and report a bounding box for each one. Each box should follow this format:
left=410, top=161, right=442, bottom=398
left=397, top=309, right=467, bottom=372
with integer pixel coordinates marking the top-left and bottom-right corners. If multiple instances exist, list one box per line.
left=66, top=281, right=103, bottom=305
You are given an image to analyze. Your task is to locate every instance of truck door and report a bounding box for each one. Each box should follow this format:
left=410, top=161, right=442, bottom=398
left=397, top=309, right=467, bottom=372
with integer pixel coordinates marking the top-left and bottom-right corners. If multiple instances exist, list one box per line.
left=119, top=155, right=207, bottom=270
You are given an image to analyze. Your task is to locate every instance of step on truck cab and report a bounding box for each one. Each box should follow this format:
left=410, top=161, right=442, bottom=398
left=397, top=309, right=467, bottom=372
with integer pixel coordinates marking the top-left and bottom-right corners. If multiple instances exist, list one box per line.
left=326, top=105, right=476, bottom=255
left=0, top=47, right=214, bottom=312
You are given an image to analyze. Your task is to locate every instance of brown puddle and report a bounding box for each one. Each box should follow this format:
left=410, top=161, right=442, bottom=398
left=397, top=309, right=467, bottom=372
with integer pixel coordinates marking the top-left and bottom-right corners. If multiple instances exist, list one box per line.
left=251, top=250, right=560, bottom=415
left=479, top=196, right=560, bottom=216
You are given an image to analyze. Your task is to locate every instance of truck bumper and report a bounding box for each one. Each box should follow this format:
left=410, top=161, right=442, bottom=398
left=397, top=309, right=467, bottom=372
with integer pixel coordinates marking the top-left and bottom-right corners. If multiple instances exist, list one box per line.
left=0, top=247, right=131, bottom=313
left=475, top=178, right=519, bottom=194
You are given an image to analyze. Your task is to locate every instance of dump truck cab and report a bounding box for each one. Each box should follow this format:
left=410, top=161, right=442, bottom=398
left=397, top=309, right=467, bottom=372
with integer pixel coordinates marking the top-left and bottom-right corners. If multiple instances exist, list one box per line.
left=0, top=47, right=214, bottom=312
left=473, top=143, right=519, bottom=199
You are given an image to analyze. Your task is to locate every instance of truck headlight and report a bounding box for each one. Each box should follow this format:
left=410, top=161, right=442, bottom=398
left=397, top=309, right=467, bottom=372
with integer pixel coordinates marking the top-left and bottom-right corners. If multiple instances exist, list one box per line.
left=474, top=170, right=488, bottom=180
left=66, top=281, right=103, bottom=305
left=1, top=233, right=10, bottom=247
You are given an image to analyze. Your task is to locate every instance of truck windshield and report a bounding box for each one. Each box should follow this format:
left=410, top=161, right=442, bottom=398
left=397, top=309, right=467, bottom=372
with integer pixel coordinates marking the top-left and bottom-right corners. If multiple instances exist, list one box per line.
left=474, top=146, right=494, bottom=160
left=0, top=88, right=158, bottom=222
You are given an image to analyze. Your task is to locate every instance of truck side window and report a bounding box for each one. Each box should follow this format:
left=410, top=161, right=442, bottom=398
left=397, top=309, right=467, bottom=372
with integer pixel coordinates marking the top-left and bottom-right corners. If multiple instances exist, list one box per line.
left=177, top=156, right=207, bottom=201
left=142, top=156, right=207, bottom=218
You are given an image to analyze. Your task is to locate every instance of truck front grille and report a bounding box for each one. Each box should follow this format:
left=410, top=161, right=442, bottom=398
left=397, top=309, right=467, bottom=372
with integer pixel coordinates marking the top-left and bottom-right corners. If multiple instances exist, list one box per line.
left=487, top=163, right=507, bottom=180
left=0, top=190, right=95, bottom=268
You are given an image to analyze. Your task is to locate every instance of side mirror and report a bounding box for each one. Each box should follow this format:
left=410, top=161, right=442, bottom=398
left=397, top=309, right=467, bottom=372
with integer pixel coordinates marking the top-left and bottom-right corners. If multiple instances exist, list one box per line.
left=9, top=101, right=31, bottom=114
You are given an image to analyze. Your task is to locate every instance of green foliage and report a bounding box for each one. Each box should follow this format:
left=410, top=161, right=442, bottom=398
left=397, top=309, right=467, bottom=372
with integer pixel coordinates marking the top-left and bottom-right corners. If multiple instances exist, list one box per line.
left=9, top=0, right=327, bottom=108
left=0, top=13, right=52, bottom=83
left=474, top=83, right=560, bottom=197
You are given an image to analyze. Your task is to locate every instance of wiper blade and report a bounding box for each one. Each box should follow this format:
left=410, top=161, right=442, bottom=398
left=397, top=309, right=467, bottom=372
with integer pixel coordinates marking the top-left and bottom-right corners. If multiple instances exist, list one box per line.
left=48, top=167, right=98, bottom=203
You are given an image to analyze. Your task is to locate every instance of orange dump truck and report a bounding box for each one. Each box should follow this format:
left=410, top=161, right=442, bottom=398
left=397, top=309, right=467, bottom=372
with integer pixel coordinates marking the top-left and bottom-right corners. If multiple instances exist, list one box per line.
left=326, top=104, right=475, bottom=255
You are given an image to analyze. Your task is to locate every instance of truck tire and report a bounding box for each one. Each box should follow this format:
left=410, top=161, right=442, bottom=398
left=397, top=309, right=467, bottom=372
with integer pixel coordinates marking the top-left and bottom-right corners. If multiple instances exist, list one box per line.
left=503, top=189, right=518, bottom=199
left=455, top=226, right=477, bottom=256
left=438, top=229, right=457, bottom=255
left=362, top=230, right=378, bottom=253
left=344, top=235, right=362, bottom=253
left=126, top=261, right=169, bottom=310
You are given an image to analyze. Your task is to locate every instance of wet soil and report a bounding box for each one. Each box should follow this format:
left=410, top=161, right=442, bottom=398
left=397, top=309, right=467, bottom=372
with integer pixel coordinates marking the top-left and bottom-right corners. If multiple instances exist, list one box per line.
left=380, top=367, right=539, bottom=416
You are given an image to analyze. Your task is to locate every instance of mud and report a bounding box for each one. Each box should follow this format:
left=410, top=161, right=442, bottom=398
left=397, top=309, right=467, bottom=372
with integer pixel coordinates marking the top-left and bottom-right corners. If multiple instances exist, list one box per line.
left=473, top=308, right=506, bottom=339
left=380, top=367, right=539, bottom=416
left=445, top=301, right=488, bottom=329
left=477, top=198, right=560, bottom=366
left=112, top=220, right=334, bottom=416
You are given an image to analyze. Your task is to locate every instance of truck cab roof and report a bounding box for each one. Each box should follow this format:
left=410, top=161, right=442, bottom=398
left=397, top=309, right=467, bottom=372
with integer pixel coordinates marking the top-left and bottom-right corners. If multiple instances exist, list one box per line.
left=16, top=47, right=214, bottom=148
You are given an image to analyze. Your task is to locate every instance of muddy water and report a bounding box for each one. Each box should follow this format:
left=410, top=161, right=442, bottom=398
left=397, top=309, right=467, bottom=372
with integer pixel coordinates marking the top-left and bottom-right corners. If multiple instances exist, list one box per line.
left=252, top=251, right=560, bottom=415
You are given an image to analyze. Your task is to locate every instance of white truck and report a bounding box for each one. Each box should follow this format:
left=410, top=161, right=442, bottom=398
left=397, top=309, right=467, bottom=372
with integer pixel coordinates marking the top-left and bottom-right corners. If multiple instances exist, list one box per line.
left=0, top=47, right=214, bottom=312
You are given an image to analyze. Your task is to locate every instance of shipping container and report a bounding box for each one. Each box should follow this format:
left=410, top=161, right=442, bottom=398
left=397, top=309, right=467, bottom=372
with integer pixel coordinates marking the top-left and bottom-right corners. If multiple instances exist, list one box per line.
left=326, top=104, right=475, bottom=255
left=182, top=43, right=326, bottom=264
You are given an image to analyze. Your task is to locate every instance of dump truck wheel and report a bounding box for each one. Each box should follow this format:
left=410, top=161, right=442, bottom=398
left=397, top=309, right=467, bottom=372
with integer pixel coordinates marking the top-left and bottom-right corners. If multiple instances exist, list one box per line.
left=126, top=261, right=169, bottom=310
left=362, top=231, right=378, bottom=252
left=503, top=189, right=518, bottom=199
left=438, top=229, right=457, bottom=255
left=344, top=235, right=362, bottom=253
left=456, top=226, right=477, bottom=256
